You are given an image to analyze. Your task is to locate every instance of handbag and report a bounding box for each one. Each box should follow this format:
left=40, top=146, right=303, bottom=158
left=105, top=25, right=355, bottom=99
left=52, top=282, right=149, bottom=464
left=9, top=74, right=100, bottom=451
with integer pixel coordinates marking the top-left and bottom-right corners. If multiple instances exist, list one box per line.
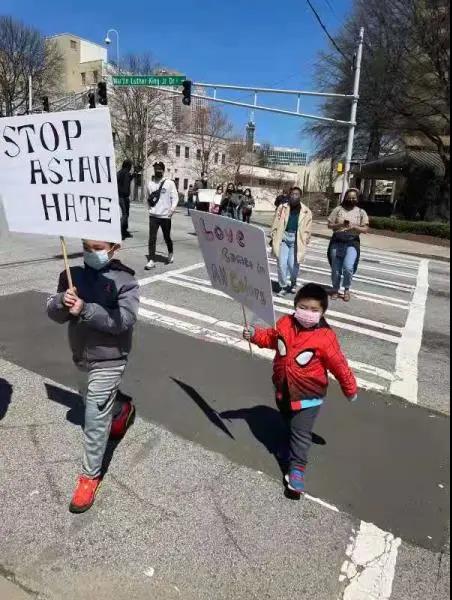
left=147, top=179, right=166, bottom=208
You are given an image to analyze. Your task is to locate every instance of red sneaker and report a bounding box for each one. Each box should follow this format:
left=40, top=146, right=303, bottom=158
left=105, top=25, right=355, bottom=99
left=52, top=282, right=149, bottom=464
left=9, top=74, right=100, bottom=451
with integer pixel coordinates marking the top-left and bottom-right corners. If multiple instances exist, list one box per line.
left=69, top=476, right=101, bottom=513
left=110, top=400, right=136, bottom=440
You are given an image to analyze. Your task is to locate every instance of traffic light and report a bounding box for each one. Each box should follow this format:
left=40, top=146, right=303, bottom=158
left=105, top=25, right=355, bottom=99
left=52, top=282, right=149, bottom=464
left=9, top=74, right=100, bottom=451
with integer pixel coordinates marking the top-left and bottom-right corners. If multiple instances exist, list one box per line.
left=88, top=92, right=96, bottom=109
left=97, top=81, right=108, bottom=106
left=182, top=80, right=192, bottom=106
left=42, top=96, right=50, bottom=112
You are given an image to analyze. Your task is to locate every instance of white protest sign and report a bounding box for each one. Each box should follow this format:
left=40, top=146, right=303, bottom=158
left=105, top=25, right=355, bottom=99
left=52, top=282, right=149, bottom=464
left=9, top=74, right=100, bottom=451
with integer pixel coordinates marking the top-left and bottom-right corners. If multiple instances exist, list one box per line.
left=0, top=108, right=121, bottom=242
left=197, top=189, right=216, bottom=204
left=191, top=211, right=275, bottom=326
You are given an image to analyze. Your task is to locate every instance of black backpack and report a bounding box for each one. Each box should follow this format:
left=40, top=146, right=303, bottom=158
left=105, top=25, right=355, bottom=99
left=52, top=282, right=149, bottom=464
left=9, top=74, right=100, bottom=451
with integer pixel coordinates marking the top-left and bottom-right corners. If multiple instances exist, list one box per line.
left=147, top=179, right=166, bottom=208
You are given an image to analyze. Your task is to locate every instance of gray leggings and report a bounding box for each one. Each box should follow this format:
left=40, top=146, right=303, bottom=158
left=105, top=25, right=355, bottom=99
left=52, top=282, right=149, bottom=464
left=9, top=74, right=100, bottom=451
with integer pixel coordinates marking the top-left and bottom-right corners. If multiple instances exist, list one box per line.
left=78, top=366, right=126, bottom=478
left=285, top=406, right=321, bottom=470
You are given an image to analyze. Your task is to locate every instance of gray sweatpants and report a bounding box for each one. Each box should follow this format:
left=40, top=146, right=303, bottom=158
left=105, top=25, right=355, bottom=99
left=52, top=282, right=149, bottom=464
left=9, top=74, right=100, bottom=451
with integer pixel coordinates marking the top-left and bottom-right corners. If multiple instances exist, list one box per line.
left=77, top=365, right=126, bottom=478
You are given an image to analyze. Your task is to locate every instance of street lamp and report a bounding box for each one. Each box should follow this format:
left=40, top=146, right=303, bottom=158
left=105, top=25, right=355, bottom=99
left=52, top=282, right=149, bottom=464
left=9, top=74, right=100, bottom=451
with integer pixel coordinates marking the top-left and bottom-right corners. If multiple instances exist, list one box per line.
left=104, top=28, right=120, bottom=68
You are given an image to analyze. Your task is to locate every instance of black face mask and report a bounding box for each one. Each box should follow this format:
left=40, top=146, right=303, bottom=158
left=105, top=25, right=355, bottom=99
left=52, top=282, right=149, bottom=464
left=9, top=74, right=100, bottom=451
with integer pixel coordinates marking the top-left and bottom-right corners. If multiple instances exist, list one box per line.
left=289, top=198, right=301, bottom=208
left=343, top=200, right=357, bottom=209
left=154, top=170, right=164, bottom=179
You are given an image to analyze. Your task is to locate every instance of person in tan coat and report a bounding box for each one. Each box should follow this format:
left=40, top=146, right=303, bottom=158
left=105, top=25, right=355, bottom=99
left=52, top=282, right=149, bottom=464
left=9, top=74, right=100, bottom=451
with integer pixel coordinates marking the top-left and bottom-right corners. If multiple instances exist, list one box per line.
left=271, top=187, right=313, bottom=297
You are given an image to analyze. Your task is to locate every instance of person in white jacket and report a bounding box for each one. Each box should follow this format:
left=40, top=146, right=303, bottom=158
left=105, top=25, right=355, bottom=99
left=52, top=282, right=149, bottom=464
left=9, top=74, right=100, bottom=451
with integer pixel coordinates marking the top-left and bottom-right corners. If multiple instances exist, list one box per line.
left=145, top=162, right=179, bottom=270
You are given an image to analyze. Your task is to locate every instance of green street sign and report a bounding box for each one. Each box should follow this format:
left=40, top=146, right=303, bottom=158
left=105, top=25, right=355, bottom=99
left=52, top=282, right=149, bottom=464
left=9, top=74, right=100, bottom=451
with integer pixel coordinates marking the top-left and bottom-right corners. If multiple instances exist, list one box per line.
left=112, top=75, right=186, bottom=87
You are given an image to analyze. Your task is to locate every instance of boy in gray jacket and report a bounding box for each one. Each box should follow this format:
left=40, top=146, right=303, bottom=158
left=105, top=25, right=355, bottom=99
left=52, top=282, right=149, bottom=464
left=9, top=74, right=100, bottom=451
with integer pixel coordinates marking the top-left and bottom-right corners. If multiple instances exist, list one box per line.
left=47, top=239, right=140, bottom=513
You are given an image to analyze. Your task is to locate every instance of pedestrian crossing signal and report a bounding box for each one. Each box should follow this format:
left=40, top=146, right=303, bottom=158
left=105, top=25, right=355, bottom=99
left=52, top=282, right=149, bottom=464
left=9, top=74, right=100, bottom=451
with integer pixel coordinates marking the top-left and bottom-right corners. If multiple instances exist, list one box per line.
left=182, top=80, right=192, bottom=106
left=42, top=96, right=50, bottom=112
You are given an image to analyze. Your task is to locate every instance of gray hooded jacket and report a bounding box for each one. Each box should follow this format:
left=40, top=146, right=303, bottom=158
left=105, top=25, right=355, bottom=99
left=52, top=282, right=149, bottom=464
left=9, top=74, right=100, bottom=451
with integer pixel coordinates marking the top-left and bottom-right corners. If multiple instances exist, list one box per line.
left=47, top=260, right=140, bottom=370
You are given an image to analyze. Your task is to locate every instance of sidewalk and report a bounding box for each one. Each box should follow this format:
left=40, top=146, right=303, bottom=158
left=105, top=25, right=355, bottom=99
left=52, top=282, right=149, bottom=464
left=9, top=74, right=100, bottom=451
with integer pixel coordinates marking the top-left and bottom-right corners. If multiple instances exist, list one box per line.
left=253, top=212, right=450, bottom=261
left=0, top=576, right=32, bottom=599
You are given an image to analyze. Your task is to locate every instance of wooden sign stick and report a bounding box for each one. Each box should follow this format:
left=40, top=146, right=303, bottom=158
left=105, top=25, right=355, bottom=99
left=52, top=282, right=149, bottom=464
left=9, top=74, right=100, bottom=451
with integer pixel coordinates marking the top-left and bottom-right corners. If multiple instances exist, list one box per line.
left=242, top=304, right=253, bottom=357
left=60, top=236, right=74, bottom=290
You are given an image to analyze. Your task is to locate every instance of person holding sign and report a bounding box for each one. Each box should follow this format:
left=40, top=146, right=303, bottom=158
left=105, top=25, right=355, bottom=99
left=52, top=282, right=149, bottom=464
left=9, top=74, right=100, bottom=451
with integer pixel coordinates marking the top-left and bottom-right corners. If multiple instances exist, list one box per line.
left=145, top=162, right=179, bottom=270
left=243, top=283, right=358, bottom=497
left=271, top=187, right=313, bottom=297
left=47, top=240, right=140, bottom=513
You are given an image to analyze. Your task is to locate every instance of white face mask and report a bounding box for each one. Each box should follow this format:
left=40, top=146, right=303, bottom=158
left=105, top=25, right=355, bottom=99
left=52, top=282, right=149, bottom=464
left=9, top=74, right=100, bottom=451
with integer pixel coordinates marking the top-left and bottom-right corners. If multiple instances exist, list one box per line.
left=84, top=249, right=112, bottom=271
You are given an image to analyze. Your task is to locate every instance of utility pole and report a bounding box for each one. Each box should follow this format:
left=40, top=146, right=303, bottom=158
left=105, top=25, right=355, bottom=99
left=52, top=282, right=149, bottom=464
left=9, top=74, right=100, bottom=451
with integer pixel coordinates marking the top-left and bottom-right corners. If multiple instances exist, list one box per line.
left=341, top=27, right=365, bottom=197
left=28, top=76, right=33, bottom=114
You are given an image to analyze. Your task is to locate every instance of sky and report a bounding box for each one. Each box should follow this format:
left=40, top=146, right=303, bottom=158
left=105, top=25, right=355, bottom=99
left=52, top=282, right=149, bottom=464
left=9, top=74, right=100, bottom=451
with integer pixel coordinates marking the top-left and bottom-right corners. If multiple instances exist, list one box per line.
left=2, top=0, right=353, bottom=156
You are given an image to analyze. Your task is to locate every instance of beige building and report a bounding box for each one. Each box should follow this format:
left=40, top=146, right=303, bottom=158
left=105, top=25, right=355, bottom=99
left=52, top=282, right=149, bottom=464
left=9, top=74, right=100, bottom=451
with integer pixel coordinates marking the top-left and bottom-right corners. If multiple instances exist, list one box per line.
left=49, top=34, right=107, bottom=94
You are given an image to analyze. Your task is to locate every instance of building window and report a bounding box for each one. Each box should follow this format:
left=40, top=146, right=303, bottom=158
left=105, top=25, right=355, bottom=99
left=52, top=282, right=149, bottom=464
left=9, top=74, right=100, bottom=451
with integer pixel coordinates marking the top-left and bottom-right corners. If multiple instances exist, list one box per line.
left=161, top=143, right=168, bottom=156
left=204, top=151, right=209, bottom=162
left=214, top=153, right=219, bottom=164
left=81, top=72, right=86, bottom=85
left=70, top=40, right=77, bottom=50
left=184, top=178, right=189, bottom=190
left=175, top=177, right=180, bottom=190
left=93, top=70, right=99, bottom=83
left=176, top=145, right=181, bottom=158
left=185, top=146, right=190, bottom=159
left=222, top=154, right=226, bottom=165
left=197, top=149, right=202, bottom=161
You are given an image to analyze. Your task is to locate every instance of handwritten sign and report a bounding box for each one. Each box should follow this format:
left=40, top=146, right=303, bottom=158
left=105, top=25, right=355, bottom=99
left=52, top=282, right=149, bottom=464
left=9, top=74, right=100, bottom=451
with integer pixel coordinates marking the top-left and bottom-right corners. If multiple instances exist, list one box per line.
left=191, top=211, right=275, bottom=326
left=0, top=108, right=121, bottom=242
left=197, top=189, right=216, bottom=205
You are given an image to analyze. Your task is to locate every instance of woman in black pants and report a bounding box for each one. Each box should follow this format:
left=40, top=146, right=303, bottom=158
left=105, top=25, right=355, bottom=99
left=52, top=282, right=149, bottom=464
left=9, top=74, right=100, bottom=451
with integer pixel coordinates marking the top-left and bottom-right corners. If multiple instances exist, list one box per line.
left=241, top=188, right=255, bottom=224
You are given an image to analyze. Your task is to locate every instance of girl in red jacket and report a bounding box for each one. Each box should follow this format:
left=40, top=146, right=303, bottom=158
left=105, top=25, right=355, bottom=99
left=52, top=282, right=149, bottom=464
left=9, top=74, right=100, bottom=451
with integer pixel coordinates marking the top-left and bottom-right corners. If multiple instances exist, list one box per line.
left=244, top=283, right=357, bottom=495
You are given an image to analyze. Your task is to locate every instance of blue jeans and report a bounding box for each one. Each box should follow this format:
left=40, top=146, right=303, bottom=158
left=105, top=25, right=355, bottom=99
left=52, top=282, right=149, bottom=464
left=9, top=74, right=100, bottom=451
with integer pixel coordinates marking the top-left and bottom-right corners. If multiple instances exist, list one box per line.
left=278, top=232, right=299, bottom=289
left=330, top=243, right=358, bottom=291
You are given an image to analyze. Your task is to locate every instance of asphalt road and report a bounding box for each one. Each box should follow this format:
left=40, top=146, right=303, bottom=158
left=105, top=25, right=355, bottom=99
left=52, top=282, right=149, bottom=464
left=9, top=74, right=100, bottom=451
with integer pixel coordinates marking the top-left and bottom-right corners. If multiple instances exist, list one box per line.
left=0, top=204, right=450, bottom=599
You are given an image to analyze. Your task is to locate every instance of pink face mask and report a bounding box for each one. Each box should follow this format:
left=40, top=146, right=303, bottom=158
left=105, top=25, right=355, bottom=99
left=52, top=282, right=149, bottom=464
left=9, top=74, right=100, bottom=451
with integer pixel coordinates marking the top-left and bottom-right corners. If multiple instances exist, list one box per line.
left=294, top=308, right=322, bottom=329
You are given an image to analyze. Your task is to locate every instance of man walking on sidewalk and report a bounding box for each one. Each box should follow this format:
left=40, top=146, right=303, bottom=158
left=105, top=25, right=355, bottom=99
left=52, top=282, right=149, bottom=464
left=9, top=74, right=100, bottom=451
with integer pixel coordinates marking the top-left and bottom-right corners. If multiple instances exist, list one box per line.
left=145, top=162, right=179, bottom=270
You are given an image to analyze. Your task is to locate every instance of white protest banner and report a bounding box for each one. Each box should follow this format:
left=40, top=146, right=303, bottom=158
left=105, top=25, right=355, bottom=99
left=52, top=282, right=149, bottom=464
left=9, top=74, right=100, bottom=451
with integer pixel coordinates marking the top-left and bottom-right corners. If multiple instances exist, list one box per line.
left=0, top=108, right=121, bottom=243
left=191, top=211, right=275, bottom=326
left=197, top=189, right=216, bottom=205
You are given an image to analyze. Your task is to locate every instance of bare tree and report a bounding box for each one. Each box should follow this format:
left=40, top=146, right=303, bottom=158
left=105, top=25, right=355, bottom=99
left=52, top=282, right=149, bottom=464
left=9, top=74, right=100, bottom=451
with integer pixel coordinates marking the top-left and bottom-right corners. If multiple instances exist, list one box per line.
left=0, top=16, right=63, bottom=116
left=305, top=0, right=411, bottom=199
left=256, top=142, right=273, bottom=167
left=306, top=0, right=450, bottom=217
left=110, top=54, right=176, bottom=195
left=222, top=136, right=249, bottom=183
left=315, top=161, right=335, bottom=192
left=191, top=103, right=233, bottom=180
left=390, top=0, right=450, bottom=219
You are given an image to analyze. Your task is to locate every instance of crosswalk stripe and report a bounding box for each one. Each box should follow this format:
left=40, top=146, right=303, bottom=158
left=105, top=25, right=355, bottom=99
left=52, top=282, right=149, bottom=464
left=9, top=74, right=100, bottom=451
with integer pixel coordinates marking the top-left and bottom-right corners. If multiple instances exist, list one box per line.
left=170, top=273, right=403, bottom=337
left=269, top=263, right=416, bottom=292
left=140, top=296, right=396, bottom=383
left=138, top=306, right=386, bottom=393
left=154, top=275, right=401, bottom=344
left=302, top=253, right=418, bottom=279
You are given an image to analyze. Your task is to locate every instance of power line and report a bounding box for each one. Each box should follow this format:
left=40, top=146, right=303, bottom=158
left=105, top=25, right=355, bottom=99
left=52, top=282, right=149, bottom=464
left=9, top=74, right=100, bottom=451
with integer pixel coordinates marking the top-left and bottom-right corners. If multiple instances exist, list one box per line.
left=305, top=0, right=351, bottom=65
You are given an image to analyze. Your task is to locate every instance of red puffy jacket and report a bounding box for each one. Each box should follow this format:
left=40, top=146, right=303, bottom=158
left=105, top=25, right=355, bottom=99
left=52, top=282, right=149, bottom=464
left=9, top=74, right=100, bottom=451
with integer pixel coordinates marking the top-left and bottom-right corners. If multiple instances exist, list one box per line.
left=251, top=315, right=357, bottom=411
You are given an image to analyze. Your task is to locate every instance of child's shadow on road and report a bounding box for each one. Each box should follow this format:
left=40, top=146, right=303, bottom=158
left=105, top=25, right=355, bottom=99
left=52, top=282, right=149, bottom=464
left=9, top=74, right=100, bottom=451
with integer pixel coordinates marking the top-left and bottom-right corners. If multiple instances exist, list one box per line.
left=220, top=405, right=326, bottom=474
left=45, top=383, right=126, bottom=477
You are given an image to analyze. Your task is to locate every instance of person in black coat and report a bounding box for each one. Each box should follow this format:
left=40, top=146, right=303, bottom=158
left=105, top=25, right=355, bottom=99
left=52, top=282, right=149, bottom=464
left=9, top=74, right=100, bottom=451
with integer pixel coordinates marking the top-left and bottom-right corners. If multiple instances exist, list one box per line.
left=117, top=159, right=136, bottom=240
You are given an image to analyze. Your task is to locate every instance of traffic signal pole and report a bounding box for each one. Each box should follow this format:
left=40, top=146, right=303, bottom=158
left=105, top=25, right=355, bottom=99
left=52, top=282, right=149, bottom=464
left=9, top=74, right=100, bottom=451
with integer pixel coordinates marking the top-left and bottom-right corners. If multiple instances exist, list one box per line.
left=341, top=27, right=364, bottom=197
left=147, top=27, right=364, bottom=193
